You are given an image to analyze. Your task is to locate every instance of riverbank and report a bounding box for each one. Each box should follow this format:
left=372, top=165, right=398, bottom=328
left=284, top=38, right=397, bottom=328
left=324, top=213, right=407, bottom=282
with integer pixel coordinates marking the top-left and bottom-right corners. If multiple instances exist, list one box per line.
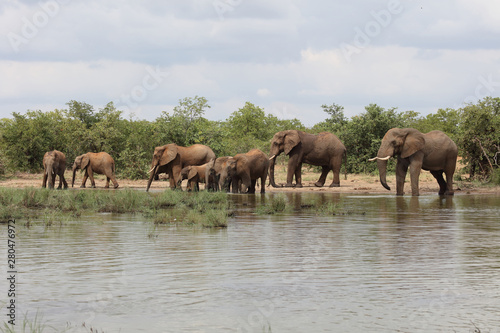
left=1, top=168, right=498, bottom=195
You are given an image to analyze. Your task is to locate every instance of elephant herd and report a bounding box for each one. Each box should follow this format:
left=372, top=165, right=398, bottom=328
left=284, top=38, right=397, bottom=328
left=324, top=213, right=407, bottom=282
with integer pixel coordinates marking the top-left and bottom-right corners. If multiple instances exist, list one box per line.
left=42, top=128, right=459, bottom=196
left=42, top=151, right=119, bottom=190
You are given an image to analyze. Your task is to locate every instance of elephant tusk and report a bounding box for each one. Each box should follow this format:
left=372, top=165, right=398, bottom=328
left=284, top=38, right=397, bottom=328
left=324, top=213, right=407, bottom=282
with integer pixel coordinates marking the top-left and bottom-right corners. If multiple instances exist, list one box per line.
left=148, top=166, right=155, bottom=173
left=368, top=155, right=391, bottom=162
left=269, top=155, right=276, bottom=160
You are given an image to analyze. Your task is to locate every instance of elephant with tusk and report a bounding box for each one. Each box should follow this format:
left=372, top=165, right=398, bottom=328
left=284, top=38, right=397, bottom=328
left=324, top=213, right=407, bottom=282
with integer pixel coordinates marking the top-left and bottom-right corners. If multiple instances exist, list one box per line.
left=146, top=143, right=215, bottom=191
left=368, top=156, right=391, bottom=162
left=370, top=128, right=458, bottom=196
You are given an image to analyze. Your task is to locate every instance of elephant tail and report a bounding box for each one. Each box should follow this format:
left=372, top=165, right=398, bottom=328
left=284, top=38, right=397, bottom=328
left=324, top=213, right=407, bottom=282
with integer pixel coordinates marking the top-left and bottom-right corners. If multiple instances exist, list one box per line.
left=343, top=149, right=347, bottom=181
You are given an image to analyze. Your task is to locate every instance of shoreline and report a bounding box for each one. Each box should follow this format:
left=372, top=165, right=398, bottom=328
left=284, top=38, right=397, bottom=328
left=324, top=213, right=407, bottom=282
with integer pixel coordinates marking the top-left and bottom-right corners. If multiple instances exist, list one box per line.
left=1, top=171, right=498, bottom=195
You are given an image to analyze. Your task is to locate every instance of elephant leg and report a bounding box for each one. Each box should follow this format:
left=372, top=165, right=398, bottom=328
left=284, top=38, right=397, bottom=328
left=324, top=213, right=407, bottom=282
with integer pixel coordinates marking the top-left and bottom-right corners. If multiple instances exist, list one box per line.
left=109, top=174, right=119, bottom=189
left=444, top=169, right=455, bottom=195
left=285, top=156, right=299, bottom=187
left=294, top=162, right=303, bottom=187
left=87, top=168, right=96, bottom=188
left=248, top=179, right=257, bottom=194
left=81, top=170, right=88, bottom=188
left=61, top=174, right=68, bottom=189
left=395, top=160, right=408, bottom=196
left=42, top=172, right=48, bottom=188
left=171, top=166, right=183, bottom=190
left=408, top=160, right=422, bottom=196
left=431, top=170, right=447, bottom=195
left=315, top=166, right=329, bottom=187
left=57, top=175, right=63, bottom=189
left=260, top=176, right=266, bottom=194
left=105, top=177, right=110, bottom=188
left=329, top=157, right=342, bottom=187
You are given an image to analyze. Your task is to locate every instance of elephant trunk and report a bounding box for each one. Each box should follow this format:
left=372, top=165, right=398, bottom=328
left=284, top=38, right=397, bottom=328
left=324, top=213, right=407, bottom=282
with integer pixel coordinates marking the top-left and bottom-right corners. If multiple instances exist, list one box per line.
left=71, top=164, right=78, bottom=188
left=146, top=165, right=158, bottom=192
left=377, top=159, right=391, bottom=191
left=268, top=156, right=280, bottom=188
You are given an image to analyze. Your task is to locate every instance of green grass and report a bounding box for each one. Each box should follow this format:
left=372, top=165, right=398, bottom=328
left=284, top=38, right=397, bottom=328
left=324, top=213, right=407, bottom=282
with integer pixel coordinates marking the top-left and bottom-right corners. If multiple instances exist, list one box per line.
left=255, top=194, right=291, bottom=215
left=0, top=188, right=230, bottom=228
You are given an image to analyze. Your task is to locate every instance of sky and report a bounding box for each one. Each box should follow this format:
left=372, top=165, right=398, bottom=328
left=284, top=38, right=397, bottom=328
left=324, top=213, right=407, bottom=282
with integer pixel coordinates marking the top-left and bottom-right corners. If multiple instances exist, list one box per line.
left=1, top=0, right=500, bottom=126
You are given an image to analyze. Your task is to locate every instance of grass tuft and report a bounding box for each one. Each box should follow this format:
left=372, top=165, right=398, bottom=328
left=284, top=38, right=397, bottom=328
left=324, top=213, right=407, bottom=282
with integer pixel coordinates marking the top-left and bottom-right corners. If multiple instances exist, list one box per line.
left=0, top=188, right=229, bottom=228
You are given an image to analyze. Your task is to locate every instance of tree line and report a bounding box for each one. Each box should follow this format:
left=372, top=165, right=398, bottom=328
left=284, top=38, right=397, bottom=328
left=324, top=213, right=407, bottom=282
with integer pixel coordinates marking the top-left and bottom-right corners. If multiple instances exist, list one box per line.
left=0, top=96, right=498, bottom=183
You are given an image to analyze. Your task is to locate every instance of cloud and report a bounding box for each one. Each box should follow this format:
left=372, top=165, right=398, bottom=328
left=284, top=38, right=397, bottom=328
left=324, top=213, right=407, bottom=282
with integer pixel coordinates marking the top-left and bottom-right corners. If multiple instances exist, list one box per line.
left=0, top=1, right=499, bottom=127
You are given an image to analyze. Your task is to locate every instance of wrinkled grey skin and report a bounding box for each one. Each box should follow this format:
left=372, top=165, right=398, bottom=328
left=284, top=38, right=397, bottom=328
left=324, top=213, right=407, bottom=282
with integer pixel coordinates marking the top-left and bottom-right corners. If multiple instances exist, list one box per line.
left=43, top=150, right=68, bottom=189
left=372, top=128, right=458, bottom=196
left=269, top=130, right=346, bottom=188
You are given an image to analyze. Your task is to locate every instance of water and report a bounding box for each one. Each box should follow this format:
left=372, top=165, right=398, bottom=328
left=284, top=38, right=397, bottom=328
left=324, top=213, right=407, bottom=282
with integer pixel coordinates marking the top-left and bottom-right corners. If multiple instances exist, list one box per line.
left=1, top=193, right=500, bottom=332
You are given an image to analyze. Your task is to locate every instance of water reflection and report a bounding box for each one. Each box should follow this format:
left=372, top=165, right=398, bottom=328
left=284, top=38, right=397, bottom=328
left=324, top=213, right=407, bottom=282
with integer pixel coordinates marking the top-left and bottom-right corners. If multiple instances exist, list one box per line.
left=1, top=194, right=499, bottom=332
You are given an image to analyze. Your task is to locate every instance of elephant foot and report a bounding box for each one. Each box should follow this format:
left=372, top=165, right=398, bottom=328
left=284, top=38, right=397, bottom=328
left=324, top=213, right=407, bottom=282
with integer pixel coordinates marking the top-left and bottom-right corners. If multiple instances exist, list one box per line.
left=114, top=184, right=119, bottom=189
left=284, top=183, right=295, bottom=188
left=329, top=183, right=340, bottom=188
left=441, top=190, right=454, bottom=196
left=80, top=185, right=86, bottom=188
left=314, top=181, right=325, bottom=187
left=295, top=183, right=303, bottom=188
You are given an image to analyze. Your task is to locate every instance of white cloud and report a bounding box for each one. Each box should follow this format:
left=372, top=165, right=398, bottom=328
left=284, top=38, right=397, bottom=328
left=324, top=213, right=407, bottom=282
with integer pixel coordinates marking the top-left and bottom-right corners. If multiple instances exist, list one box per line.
left=1, top=1, right=500, bottom=127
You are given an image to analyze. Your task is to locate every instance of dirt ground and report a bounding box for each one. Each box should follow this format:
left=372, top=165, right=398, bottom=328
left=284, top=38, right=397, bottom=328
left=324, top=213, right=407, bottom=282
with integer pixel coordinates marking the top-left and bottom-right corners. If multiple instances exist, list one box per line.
left=1, top=167, right=498, bottom=195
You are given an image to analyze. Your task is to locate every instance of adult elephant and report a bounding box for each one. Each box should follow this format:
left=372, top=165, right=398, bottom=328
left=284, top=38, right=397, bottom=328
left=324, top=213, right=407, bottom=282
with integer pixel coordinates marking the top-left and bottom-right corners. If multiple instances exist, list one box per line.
left=72, top=152, right=119, bottom=189
left=222, top=149, right=269, bottom=194
left=146, top=143, right=215, bottom=191
left=269, top=130, right=346, bottom=188
left=369, top=128, right=458, bottom=196
left=42, top=150, right=68, bottom=189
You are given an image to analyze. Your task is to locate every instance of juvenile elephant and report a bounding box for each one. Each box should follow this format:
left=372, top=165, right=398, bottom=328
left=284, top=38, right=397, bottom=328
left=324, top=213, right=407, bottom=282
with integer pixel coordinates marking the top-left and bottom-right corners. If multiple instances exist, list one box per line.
left=147, top=143, right=215, bottom=191
left=369, top=128, right=458, bottom=196
left=72, top=152, right=119, bottom=189
left=179, top=159, right=216, bottom=191
left=222, top=149, right=269, bottom=194
left=269, top=130, right=346, bottom=188
left=42, top=150, right=68, bottom=189
left=210, top=156, right=234, bottom=192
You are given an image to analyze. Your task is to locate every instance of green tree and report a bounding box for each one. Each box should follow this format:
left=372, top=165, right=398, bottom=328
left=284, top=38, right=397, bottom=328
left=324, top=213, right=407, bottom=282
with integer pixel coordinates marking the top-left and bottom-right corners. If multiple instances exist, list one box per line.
left=0, top=110, right=68, bottom=171
left=313, top=103, right=347, bottom=134
left=341, top=104, right=402, bottom=173
left=457, top=97, right=500, bottom=179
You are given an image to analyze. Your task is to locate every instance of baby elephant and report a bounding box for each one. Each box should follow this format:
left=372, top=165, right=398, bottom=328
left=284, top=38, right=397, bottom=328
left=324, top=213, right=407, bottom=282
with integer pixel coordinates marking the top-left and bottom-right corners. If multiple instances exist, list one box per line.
left=179, top=159, right=215, bottom=191
left=72, top=152, right=119, bottom=189
left=42, top=150, right=68, bottom=189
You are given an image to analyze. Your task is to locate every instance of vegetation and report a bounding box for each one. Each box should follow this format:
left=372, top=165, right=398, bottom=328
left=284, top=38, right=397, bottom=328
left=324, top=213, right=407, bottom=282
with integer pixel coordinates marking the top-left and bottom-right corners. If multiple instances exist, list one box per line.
left=0, top=96, right=498, bottom=182
left=0, top=188, right=230, bottom=228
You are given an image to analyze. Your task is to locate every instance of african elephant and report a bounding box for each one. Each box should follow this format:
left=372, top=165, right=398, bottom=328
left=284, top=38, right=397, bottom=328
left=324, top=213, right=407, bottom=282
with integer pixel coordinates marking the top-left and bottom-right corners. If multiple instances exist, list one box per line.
left=72, top=152, right=119, bottom=189
left=210, top=156, right=234, bottom=192
left=369, top=128, right=458, bottom=196
left=179, top=159, right=216, bottom=191
left=269, top=130, right=346, bottom=188
left=146, top=143, right=215, bottom=191
left=42, top=150, right=68, bottom=189
left=222, top=149, right=269, bottom=194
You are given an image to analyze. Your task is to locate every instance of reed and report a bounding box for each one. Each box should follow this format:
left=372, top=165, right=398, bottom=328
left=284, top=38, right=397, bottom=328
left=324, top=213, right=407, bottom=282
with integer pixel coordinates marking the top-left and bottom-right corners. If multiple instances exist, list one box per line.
left=0, top=188, right=229, bottom=228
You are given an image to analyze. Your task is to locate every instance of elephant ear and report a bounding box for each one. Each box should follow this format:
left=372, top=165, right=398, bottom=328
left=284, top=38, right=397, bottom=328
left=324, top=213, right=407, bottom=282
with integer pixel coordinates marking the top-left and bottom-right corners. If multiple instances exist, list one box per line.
left=284, top=130, right=301, bottom=155
left=160, top=145, right=178, bottom=166
left=188, top=167, right=198, bottom=181
left=81, top=154, right=91, bottom=169
left=401, top=131, right=425, bottom=158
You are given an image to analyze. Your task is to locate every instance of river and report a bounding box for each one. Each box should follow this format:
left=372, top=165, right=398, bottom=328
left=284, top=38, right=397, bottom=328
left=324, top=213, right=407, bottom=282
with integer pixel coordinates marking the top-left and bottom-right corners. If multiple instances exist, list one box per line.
left=1, top=193, right=500, bottom=332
